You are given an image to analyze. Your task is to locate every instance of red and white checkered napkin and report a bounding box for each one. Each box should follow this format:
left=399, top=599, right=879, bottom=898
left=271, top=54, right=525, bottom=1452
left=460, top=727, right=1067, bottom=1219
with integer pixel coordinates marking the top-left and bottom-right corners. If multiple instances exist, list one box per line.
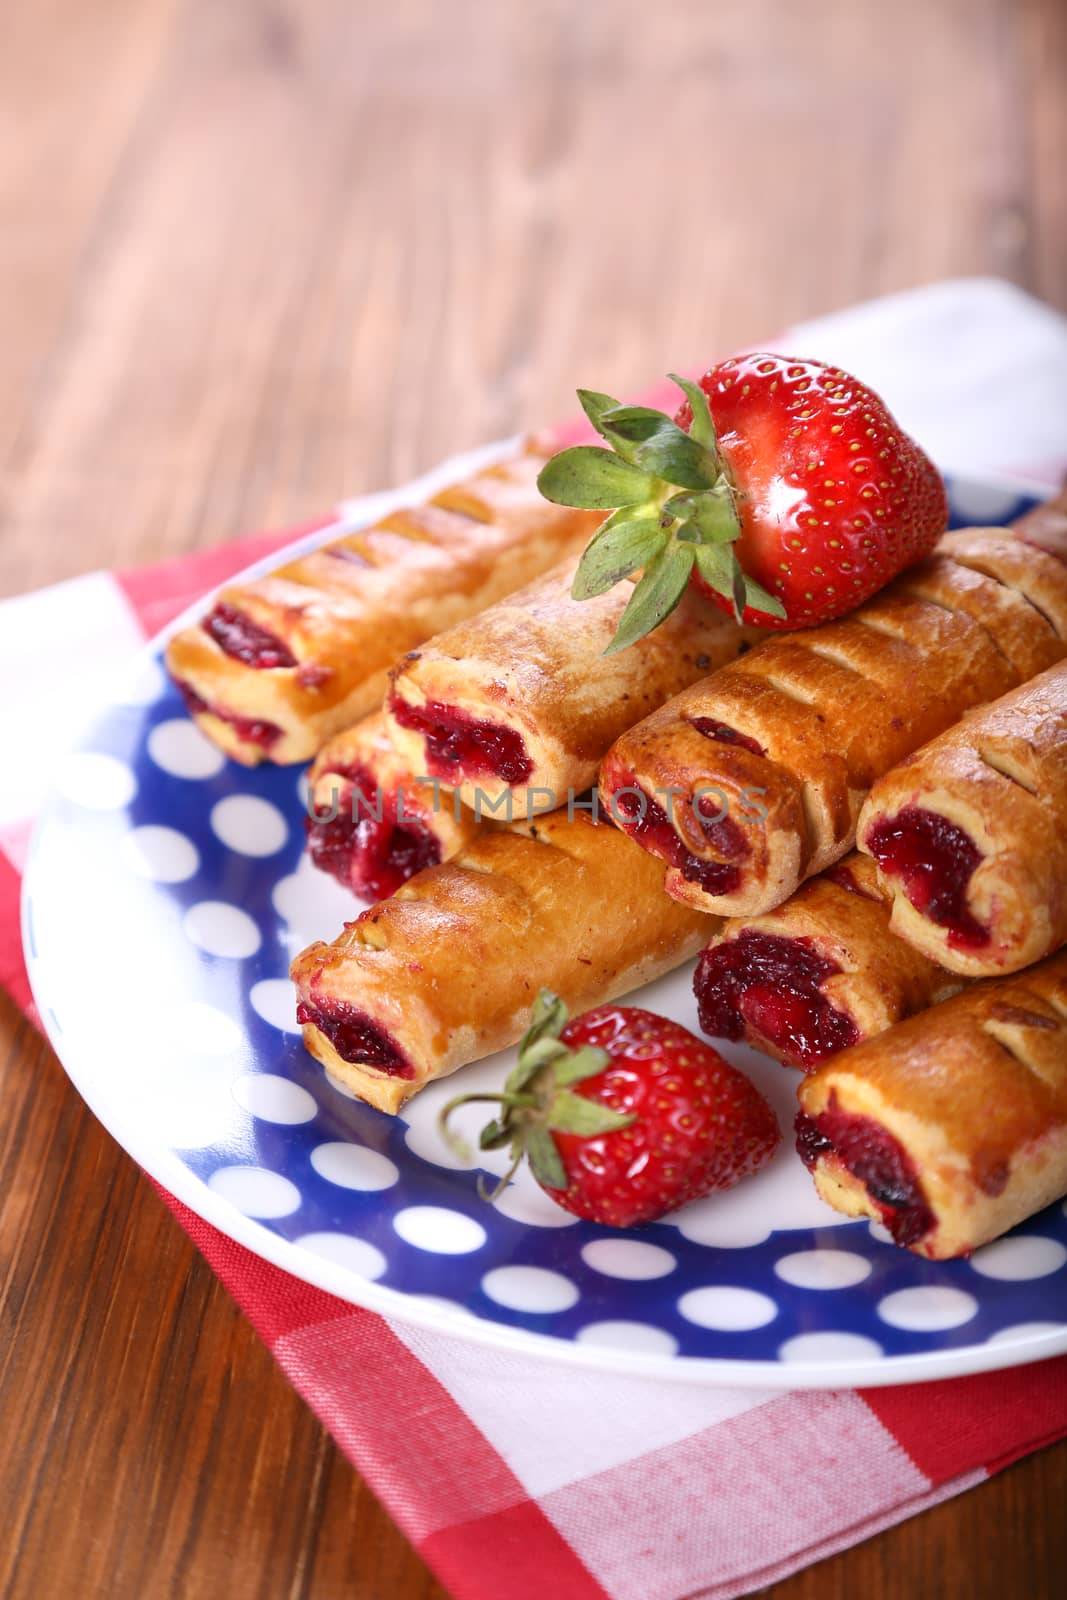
left=4, top=280, right=1067, bottom=1600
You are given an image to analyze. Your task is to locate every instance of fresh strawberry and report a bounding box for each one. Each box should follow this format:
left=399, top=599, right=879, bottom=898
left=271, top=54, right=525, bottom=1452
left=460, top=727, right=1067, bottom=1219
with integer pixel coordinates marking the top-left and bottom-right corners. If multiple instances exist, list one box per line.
left=537, top=356, right=947, bottom=647
left=439, top=990, right=779, bottom=1227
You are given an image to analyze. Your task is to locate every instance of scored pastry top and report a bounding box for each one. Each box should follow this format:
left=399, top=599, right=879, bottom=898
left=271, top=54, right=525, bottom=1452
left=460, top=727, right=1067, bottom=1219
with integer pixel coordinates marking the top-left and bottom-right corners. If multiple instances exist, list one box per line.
left=386, top=555, right=762, bottom=810
left=165, top=444, right=599, bottom=765
left=600, top=527, right=1067, bottom=917
left=857, top=658, right=1067, bottom=976
left=291, top=812, right=711, bottom=1114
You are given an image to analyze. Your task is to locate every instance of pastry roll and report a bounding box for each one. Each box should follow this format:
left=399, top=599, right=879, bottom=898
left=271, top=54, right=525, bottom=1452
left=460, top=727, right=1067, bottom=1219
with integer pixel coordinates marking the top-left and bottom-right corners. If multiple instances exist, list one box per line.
left=385, top=556, right=760, bottom=815
left=599, top=528, right=1067, bottom=917
left=306, top=712, right=484, bottom=901
left=165, top=443, right=599, bottom=766
left=291, top=812, right=711, bottom=1112
left=796, top=949, right=1067, bottom=1258
left=857, top=660, right=1067, bottom=976
left=694, top=854, right=962, bottom=1069
left=1012, top=483, right=1067, bottom=565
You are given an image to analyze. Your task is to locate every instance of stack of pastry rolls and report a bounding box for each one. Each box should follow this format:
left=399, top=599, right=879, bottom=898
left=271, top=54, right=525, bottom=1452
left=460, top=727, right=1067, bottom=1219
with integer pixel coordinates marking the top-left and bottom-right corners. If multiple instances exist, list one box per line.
left=290, top=548, right=759, bottom=1104
left=602, top=491, right=1066, bottom=1257
left=170, top=432, right=1067, bottom=1258
left=169, top=438, right=756, bottom=1108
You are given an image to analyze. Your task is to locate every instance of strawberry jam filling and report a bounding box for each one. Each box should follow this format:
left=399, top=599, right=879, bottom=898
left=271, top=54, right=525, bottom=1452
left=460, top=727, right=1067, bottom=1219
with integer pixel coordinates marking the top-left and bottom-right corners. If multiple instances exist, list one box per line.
left=203, top=602, right=296, bottom=669
left=295, top=997, right=413, bottom=1078
left=865, top=806, right=989, bottom=950
left=610, top=778, right=746, bottom=896
left=795, top=1103, right=934, bottom=1247
left=690, top=717, right=765, bottom=757
left=388, top=695, right=533, bottom=785
left=306, top=767, right=440, bottom=901
left=176, top=682, right=283, bottom=751
left=695, top=931, right=859, bottom=1068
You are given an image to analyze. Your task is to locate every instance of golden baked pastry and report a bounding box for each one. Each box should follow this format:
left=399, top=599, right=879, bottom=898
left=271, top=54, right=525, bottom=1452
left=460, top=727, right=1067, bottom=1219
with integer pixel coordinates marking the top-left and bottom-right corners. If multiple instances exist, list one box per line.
left=290, top=812, right=711, bottom=1113
left=599, top=527, right=1067, bottom=917
left=857, top=660, right=1067, bottom=976
left=385, top=555, right=761, bottom=816
left=165, top=444, right=599, bottom=765
left=1012, top=483, right=1067, bottom=565
left=306, top=711, right=484, bottom=901
left=796, top=949, right=1067, bottom=1258
left=694, top=853, right=962, bottom=1069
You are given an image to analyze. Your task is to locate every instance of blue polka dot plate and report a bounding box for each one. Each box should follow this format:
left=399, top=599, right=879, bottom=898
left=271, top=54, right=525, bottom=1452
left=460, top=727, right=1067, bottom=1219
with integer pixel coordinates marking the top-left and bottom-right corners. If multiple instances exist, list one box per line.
left=23, top=466, right=1067, bottom=1388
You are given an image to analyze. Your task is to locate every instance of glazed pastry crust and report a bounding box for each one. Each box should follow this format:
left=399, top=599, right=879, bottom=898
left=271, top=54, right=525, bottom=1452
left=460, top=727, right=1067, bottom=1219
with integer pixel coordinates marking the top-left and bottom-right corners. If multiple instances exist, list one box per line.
left=1007, top=484, right=1067, bottom=567
left=308, top=711, right=483, bottom=871
left=386, top=556, right=762, bottom=814
left=290, top=812, right=712, bottom=1113
left=797, top=950, right=1067, bottom=1258
left=698, top=854, right=962, bottom=1066
left=165, top=444, right=600, bottom=765
left=857, top=660, right=1067, bottom=975
left=600, top=528, right=1067, bottom=917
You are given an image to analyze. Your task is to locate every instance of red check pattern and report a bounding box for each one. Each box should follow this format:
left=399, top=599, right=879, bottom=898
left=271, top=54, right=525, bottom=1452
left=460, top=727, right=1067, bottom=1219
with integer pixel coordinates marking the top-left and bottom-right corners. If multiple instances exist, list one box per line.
left=4, top=281, right=1067, bottom=1599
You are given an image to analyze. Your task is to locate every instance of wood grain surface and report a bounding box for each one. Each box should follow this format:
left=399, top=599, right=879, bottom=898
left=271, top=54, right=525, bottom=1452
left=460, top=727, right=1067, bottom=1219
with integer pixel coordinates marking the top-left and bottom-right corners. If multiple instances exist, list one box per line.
left=1, top=1, right=1065, bottom=1596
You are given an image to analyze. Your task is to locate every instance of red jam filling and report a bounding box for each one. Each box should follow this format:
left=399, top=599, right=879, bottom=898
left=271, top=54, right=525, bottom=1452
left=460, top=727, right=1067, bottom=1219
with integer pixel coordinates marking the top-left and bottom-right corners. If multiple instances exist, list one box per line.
left=690, top=717, right=765, bottom=757
left=176, top=682, right=283, bottom=751
left=823, top=860, right=881, bottom=901
left=307, top=764, right=441, bottom=900
left=610, top=781, right=745, bottom=896
left=795, top=1104, right=934, bottom=1247
left=695, top=931, right=860, bottom=1068
left=388, top=694, right=533, bottom=785
left=865, top=805, right=989, bottom=951
left=203, top=602, right=296, bottom=669
left=295, top=997, right=413, bottom=1077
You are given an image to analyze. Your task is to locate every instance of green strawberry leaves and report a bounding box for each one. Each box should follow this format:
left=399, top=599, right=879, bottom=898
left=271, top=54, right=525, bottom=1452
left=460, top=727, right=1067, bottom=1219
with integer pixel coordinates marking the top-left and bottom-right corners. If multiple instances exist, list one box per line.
left=437, top=988, right=631, bottom=1202
left=607, top=541, right=695, bottom=656
left=536, top=445, right=656, bottom=510
left=537, top=374, right=786, bottom=647
left=569, top=510, right=665, bottom=601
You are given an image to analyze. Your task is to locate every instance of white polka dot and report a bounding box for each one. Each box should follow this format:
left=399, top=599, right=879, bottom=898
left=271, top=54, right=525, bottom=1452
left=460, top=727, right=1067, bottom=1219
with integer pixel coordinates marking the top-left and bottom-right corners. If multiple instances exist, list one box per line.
left=482, top=1265, right=580, bottom=1314
left=393, top=1206, right=486, bottom=1254
left=778, top=1331, right=884, bottom=1364
left=207, top=1165, right=300, bottom=1218
left=581, top=1239, right=677, bottom=1281
left=148, top=718, right=226, bottom=779
left=323, top=1070, right=361, bottom=1101
left=491, top=1182, right=580, bottom=1228
left=949, top=478, right=1027, bottom=525
left=232, top=1073, right=317, bottom=1125
left=677, top=1286, right=778, bottom=1331
left=576, top=1321, right=679, bottom=1356
left=271, top=856, right=355, bottom=951
left=311, top=1141, right=399, bottom=1191
left=164, top=1001, right=243, bottom=1056
left=183, top=900, right=261, bottom=958
left=987, top=1322, right=1067, bottom=1347
left=868, top=1220, right=895, bottom=1245
left=249, top=977, right=302, bottom=1033
left=774, top=1249, right=872, bottom=1290
left=58, top=751, right=137, bottom=810
left=113, top=656, right=166, bottom=707
left=970, top=1236, right=1067, bottom=1282
left=121, top=825, right=199, bottom=883
left=296, top=1231, right=387, bottom=1280
left=211, top=794, right=289, bottom=857
left=877, top=1286, right=978, bottom=1332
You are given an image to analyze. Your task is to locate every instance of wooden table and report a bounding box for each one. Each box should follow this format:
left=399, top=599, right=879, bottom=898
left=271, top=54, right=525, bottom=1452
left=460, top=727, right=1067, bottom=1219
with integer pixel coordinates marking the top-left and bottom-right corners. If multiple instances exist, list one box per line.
left=2, top=2, right=1065, bottom=1594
